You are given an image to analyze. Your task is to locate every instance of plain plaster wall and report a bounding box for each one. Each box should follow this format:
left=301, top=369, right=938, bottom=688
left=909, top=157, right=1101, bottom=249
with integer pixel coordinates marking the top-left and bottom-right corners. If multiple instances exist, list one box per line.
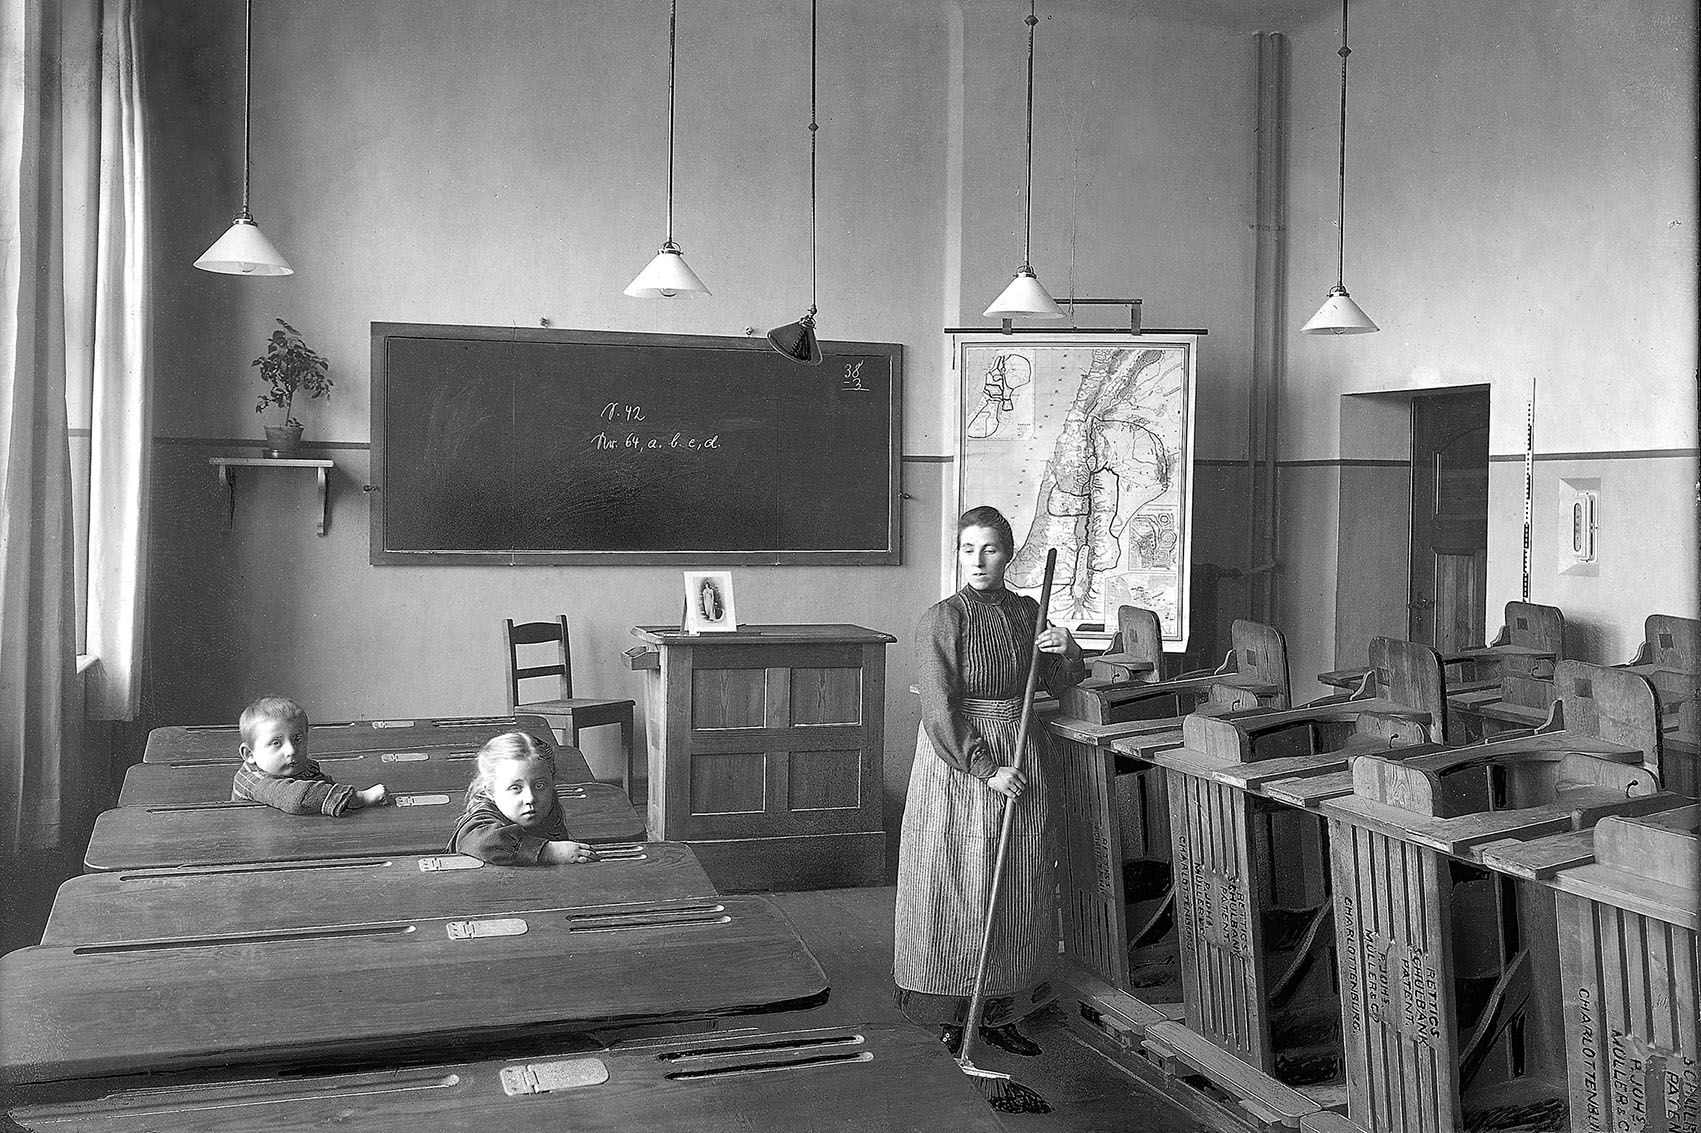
left=1275, top=0, right=1698, bottom=701
left=139, top=0, right=1267, bottom=862
left=138, top=0, right=1698, bottom=835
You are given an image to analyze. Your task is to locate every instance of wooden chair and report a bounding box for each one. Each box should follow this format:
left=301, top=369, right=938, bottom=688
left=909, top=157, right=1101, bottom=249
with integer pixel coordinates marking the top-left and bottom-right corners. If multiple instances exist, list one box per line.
left=505, top=616, right=636, bottom=794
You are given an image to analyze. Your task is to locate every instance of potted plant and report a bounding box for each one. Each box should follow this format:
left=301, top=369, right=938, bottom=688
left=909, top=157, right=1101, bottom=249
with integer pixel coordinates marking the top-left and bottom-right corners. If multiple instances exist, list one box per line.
left=253, top=318, right=332, bottom=456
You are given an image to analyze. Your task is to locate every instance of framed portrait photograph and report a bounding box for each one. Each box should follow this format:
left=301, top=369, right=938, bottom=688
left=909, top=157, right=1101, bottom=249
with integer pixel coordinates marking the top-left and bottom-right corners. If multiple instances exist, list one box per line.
left=682, top=570, right=738, bottom=633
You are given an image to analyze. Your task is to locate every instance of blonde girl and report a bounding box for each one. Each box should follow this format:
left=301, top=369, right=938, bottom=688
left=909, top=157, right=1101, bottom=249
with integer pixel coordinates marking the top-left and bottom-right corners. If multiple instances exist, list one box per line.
left=447, top=731, right=598, bottom=865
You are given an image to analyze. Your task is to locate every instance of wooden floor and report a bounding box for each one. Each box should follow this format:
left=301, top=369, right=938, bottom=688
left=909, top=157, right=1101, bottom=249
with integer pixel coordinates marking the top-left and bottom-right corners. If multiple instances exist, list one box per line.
left=1, top=849, right=76, bottom=956
left=764, top=886, right=1206, bottom=1132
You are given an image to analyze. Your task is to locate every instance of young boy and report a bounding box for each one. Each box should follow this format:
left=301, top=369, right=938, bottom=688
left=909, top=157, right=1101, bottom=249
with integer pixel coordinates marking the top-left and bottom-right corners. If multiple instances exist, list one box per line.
left=231, top=696, right=388, bottom=816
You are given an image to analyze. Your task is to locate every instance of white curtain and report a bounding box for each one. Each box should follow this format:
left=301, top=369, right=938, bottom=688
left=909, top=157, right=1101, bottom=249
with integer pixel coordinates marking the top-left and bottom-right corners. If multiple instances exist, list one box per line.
left=0, top=0, right=147, bottom=852
left=1, top=0, right=82, bottom=853
left=84, top=0, right=150, bottom=720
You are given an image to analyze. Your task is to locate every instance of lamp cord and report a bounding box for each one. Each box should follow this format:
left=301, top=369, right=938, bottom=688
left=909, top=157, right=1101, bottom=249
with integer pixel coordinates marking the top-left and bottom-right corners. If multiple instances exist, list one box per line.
left=241, top=0, right=253, bottom=217
left=1333, top=0, right=1350, bottom=290
left=665, top=0, right=677, bottom=247
left=808, top=0, right=818, bottom=314
left=1022, top=0, right=1037, bottom=268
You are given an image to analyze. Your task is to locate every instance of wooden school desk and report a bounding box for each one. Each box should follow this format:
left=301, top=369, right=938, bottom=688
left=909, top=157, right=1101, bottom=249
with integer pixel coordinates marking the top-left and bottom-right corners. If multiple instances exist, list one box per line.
left=1550, top=810, right=1698, bottom=1133
left=1451, top=600, right=1564, bottom=674
left=1060, top=618, right=1290, bottom=732
left=1083, top=602, right=1166, bottom=683
left=1268, top=660, right=1658, bottom=819
left=1446, top=670, right=1556, bottom=740
left=0, top=896, right=828, bottom=1088
left=142, top=714, right=558, bottom=764
left=43, top=841, right=714, bottom=945
left=1620, top=612, right=1701, bottom=799
left=1319, top=780, right=1684, bottom=1132
left=83, top=783, right=644, bottom=871
left=1315, top=662, right=1686, bottom=1133
left=1318, top=600, right=1564, bottom=695
left=1045, top=619, right=1291, bottom=996
left=1127, top=637, right=1443, bottom=1096
left=117, top=743, right=595, bottom=806
left=1152, top=634, right=1445, bottom=777
left=3, top=1022, right=1008, bottom=1131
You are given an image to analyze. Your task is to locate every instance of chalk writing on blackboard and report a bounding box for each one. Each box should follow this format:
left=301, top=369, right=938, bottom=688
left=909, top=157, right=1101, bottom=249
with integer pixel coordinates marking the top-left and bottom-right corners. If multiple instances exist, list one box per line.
left=370, top=324, right=902, bottom=565
left=590, top=431, right=723, bottom=452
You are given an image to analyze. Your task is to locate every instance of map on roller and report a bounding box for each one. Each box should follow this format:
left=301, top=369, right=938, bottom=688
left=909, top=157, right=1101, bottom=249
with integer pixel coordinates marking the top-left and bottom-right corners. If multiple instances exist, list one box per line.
left=959, top=337, right=1197, bottom=649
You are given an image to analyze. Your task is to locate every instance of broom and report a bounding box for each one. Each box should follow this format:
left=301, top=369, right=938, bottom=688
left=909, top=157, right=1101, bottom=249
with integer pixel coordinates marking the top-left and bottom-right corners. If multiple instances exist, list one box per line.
left=955, top=547, right=1057, bottom=1115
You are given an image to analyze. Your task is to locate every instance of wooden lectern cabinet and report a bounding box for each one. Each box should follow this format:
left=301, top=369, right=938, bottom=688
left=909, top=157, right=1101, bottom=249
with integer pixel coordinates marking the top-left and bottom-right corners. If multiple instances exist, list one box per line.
left=628, top=624, right=896, bottom=891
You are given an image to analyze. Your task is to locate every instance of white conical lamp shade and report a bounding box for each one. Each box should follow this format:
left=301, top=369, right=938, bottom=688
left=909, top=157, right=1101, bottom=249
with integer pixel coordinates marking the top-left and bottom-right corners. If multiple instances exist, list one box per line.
left=984, top=266, right=1065, bottom=319
left=624, top=245, right=710, bottom=298
left=194, top=216, right=293, bottom=276
left=1302, top=287, right=1379, bottom=334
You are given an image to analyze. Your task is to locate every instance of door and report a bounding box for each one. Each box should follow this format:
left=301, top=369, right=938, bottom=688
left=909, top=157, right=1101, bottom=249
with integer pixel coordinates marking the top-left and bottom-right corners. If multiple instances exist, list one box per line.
left=1408, top=390, right=1489, bottom=652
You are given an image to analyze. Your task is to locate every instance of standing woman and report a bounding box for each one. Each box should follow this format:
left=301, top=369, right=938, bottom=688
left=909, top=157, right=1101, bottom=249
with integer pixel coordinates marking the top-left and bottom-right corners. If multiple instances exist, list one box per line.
left=894, top=505, right=1084, bottom=1056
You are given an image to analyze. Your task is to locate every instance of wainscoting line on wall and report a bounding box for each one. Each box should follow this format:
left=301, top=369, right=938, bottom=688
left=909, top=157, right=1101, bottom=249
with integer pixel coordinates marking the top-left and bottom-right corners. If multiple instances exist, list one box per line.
left=1488, top=447, right=1699, bottom=462
left=1270, top=458, right=1410, bottom=468
left=154, top=436, right=372, bottom=451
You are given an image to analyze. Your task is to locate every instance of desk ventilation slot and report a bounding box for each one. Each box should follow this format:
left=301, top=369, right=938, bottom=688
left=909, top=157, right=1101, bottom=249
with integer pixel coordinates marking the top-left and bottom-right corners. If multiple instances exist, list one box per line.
left=665, top=1051, right=873, bottom=1080
left=565, top=903, right=727, bottom=933
left=656, top=1033, right=865, bottom=1063
left=119, top=858, right=392, bottom=881
left=589, top=844, right=647, bottom=862
left=72, top=922, right=416, bottom=954
left=10, top=1073, right=463, bottom=1122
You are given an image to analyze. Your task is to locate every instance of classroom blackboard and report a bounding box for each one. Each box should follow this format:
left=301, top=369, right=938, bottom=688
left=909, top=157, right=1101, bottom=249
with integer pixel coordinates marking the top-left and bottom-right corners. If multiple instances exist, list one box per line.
left=369, top=324, right=902, bottom=565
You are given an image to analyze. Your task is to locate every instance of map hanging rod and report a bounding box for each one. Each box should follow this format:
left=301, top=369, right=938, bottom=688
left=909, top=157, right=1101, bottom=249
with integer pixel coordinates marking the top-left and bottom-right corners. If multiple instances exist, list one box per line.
left=947, top=297, right=1208, bottom=336
left=946, top=324, right=1209, bottom=336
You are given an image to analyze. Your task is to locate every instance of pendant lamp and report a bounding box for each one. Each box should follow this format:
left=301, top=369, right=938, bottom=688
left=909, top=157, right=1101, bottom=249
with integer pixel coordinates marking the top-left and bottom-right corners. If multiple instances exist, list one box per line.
left=195, top=0, right=292, bottom=276
left=625, top=0, right=711, bottom=298
left=1302, top=0, right=1378, bottom=334
left=983, top=0, right=1063, bottom=321
left=765, top=0, right=823, bottom=364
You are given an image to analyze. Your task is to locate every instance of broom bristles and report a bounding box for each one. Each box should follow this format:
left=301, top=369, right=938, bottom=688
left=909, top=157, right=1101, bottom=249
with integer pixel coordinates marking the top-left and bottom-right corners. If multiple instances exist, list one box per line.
left=986, top=1078, right=1053, bottom=1114
left=959, top=1054, right=1051, bottom=1113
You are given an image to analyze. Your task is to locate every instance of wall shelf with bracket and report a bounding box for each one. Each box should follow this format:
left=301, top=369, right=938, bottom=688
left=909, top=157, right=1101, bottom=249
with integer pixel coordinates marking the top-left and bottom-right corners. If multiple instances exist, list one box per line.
left=209, top=457, right=334, bottom=536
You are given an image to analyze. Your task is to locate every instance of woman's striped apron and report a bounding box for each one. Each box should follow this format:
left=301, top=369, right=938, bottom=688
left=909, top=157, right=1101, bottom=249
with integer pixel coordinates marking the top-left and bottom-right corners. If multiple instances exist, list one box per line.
left=893, top=694, right=1056, bottom=1026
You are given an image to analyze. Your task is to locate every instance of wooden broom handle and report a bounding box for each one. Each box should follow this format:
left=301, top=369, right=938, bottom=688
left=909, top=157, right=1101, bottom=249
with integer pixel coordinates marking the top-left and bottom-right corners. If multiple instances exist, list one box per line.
left=960, top=548, right=1057, bottom=1059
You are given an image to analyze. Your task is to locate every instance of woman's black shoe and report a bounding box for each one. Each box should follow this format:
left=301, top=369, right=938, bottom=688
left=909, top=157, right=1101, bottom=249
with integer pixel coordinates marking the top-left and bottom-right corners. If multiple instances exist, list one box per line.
left=979, top=1023, right=1042, bottom=1057
left=939, top=1024, right=964, bottom=1054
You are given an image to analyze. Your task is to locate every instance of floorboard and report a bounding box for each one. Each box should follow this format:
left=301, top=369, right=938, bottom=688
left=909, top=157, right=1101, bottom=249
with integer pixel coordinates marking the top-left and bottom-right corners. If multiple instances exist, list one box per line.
left=764, top=886, right=1208, bottom=1131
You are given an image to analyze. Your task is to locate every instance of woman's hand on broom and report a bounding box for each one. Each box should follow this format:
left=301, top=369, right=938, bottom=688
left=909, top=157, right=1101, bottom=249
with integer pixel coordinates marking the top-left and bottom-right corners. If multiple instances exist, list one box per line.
left=1036, top=625, right=1073, bottom=653
left=987, top=766, right=1027, bottom=798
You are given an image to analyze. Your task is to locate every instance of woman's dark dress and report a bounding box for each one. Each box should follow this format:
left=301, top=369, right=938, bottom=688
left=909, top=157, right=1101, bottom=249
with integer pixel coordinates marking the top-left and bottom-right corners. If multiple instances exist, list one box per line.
left=893, top=585, right=1083, bottom=1027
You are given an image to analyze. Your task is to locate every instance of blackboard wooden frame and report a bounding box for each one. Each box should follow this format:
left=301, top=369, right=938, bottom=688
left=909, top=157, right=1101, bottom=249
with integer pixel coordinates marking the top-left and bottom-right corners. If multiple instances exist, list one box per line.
left=369, top=323, right=902, bottom=566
